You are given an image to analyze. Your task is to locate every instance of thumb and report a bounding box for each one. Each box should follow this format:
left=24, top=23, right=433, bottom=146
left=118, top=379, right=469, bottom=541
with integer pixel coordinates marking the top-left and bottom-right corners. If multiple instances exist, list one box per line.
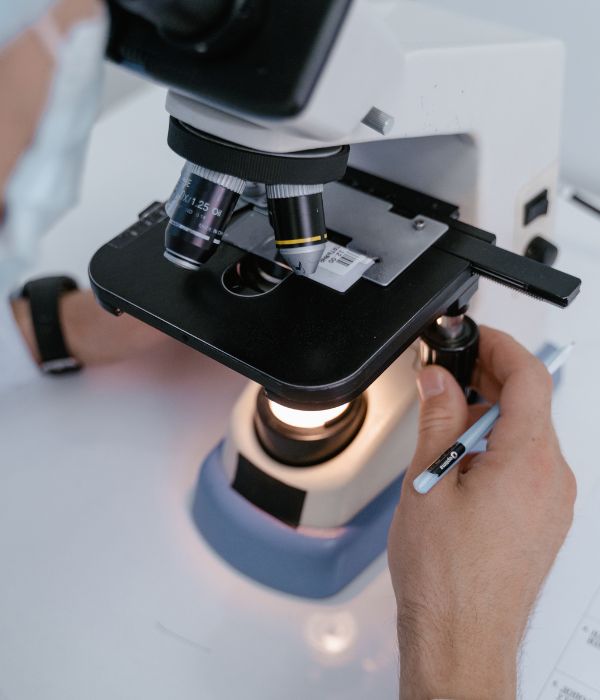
left=406, top=365, right=469, bottom=483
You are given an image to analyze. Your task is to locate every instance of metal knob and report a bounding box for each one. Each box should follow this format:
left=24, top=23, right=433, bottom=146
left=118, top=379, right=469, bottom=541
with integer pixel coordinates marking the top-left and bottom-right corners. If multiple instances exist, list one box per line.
left=361, top=107, right=395, bottom=135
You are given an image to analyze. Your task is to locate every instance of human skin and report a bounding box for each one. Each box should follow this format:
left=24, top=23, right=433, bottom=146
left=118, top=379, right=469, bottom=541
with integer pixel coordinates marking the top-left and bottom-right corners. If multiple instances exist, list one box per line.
left=11, top=289, right=167, bottom=365
left=388, top=326, right=576, bottom=699
left=0, top=0, right=103, bottom=202
left=1, top=0, right=166, bottom=366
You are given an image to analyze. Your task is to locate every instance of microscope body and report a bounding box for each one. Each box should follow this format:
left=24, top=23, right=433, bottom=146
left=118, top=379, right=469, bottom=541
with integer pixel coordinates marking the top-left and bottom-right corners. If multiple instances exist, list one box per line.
left=163, top=0, right=565, bottom=344
left=92, top=0, right=579, bottom=596
left=166, top=2, right=562, bottom=254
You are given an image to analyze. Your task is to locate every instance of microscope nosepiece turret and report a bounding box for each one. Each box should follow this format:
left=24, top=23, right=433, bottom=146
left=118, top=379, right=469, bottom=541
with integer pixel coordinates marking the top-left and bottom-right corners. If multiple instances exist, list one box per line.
left=162, top=118, right=349, bottom=275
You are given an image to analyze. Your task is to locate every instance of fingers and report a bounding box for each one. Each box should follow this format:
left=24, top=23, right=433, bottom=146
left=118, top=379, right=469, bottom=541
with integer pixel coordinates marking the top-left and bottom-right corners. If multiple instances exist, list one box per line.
left=471, top=363, right=502, bottom=403
left=405, top=365, right=469, bottom=489
left=406, top=327, right=555, bottom=494
left=471, top=326, right=554, bottom=448
left=476, top=326, right=543, bottom=385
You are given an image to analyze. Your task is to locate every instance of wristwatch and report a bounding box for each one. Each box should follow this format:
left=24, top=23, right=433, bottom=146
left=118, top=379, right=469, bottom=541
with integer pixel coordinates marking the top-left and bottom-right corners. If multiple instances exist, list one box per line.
left=20, top=276, right=83, bottom=375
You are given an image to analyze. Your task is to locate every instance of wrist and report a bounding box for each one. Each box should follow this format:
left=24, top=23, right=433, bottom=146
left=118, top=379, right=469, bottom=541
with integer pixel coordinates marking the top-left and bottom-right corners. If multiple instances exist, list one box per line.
left=397, top=619, right=518, bottom=700
left=10, top=297, right=41, bottom=364
left=59, top=290, right=90, bottom=364
left=11, top=281, right=84, bottom=369
left=60, top=289, right=168, bottom=365
left=12, top=287, right=165, bottom=368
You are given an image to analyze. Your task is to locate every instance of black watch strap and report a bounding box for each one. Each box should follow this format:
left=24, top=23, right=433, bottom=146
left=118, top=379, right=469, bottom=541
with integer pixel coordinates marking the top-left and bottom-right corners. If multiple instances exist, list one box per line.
left=21, top=276, right=82, bottom=375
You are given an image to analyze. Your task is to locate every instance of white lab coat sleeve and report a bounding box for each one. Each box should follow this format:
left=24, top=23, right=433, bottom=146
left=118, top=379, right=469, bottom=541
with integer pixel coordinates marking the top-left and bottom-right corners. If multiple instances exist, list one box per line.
left=0, top=298, right=39, bottom=389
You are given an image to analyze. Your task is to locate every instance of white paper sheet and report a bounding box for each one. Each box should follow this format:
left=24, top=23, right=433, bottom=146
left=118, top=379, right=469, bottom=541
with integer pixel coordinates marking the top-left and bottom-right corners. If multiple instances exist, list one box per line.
left=520, top=479, right=600, bottom=699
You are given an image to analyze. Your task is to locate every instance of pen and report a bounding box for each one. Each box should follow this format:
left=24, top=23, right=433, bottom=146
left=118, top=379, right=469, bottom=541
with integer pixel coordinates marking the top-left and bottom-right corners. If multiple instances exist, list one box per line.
left=412, top=342, right=574, bottom=495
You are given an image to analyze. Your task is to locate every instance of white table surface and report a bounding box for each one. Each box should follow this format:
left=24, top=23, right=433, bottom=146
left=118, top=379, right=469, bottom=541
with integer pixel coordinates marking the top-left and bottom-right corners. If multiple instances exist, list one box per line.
left=0, top=86, right=598, bottom=699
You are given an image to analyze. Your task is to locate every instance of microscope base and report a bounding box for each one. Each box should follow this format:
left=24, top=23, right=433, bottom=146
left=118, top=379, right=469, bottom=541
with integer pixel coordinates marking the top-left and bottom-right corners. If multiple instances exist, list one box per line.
left=192, top=442, right=404, bottom=599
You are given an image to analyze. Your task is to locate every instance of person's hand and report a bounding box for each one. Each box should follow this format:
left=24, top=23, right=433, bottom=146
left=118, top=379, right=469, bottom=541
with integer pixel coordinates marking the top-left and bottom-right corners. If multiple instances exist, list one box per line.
left=387, top=326, right=576, bottom=700
left=11, top=289, right=168, bottom=366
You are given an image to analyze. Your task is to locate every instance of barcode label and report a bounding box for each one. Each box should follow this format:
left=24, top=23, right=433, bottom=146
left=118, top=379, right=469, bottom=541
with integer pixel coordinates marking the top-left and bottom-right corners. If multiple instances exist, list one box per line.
left=337, top=251, right=358, bottom=267
left=319, top=244, right=365, bottom=276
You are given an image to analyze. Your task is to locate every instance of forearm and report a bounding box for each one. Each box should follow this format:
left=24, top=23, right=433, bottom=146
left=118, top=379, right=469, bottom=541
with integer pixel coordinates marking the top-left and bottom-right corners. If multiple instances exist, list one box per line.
left=399, top=659, right=517, bottom=700
left=398, top=622, right=518, bottom=700
left=10, top=289, right=166, bottom=366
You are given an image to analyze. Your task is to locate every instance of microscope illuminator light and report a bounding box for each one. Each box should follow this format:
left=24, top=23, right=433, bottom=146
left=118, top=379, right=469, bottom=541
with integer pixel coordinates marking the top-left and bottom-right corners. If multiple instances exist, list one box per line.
left=268, top=400, right=350, bottom=429
left=255, top=391, right=367, bottom=466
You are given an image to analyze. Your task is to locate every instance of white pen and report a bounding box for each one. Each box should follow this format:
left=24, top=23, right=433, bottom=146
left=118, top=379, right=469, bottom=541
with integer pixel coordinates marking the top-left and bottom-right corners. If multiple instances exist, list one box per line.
left=413, top=342, right=575, bottom=495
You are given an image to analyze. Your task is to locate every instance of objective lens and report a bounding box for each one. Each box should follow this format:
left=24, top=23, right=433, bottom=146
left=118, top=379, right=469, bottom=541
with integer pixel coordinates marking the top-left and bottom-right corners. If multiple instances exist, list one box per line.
left=266, top=184, right=327, bottom=276
left=254, top=390, right=367, bottom=467
left=164, top=162, right=245, bottom=270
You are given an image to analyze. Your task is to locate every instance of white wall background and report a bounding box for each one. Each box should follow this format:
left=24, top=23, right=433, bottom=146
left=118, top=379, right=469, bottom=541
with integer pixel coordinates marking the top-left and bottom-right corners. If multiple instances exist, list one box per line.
left=423, top=0, right=600, bottom=195
left=101, top=63, right=147, bottom=114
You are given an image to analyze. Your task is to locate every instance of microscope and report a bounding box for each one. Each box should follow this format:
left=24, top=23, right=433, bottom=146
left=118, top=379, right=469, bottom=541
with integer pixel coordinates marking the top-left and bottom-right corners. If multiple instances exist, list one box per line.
left=90, top=0, right=581, bottom=598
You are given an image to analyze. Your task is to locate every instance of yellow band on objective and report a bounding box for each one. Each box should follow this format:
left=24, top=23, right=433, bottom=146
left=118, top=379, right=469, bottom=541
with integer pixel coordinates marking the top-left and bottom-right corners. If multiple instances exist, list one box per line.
left=276, top=234, right=327, bottom=246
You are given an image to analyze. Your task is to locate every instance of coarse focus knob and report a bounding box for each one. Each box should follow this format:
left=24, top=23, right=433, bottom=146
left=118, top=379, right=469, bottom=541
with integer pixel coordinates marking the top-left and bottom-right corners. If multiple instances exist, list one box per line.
left=420, top=315, right=480, bottom=399
left=525, top=236, right=559, bottom=266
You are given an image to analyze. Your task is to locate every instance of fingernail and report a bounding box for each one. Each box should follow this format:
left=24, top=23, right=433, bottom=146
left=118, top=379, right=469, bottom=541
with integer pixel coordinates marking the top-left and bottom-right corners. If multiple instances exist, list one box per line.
left=416, top=367, right=445, bottom=400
